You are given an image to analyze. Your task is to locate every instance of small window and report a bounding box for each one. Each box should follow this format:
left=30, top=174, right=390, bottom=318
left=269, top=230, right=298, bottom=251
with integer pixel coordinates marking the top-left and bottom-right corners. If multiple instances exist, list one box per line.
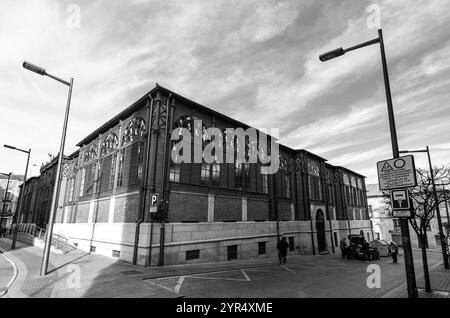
left=90, top=246, right=96, bottom=253
left=112, top=250, right=120, bottom=258
left=200, top=163, right=211, bottom=185
left=258, top=242, right=266, bottom=255
left=169, top=164, right=181, bottom=183
left=288, top=237, right=294, bottom=252
left=227, top=245, right=238, bottom=260
left=186, top=250, right=200, bottom=261
left=333, top=232, right=338, bottom=247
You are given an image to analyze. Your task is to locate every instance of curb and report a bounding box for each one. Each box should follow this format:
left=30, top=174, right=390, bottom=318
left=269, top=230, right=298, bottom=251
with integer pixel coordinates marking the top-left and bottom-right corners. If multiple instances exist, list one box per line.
left=0, top=249, right=18, bottom=297
left=0, top=244, right=29, bottom=298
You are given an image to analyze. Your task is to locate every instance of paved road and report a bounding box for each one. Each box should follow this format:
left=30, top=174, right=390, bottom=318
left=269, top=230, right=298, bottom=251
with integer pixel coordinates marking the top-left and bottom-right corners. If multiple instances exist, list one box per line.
left=0, top=237, right=444, bottom=298
left=143, top=251, right=442, bottom=298
left=0, top=251, right=15, bottom=295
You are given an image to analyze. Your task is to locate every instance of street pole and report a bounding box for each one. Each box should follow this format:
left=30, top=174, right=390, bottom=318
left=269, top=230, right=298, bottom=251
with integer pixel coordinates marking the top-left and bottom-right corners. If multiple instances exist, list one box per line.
left=11, top=149, right=31, bottom=250
left=319, top=29, right=417, bottom=297
left=426, top=146, right=449, bottom=269
left=378, top=29, right=418, bottom=298
left=40, top=78, right=74, bottom=276
left=0, top=173, right=12, bottom=236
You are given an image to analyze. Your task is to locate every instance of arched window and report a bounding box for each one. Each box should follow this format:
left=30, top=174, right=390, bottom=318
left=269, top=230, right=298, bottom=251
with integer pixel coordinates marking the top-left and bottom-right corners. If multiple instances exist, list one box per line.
left=101, top=132, right=119, bottom=157
left=84, top=144, right=98, bottom=163
left=116, top=117, right=146, bottom=188
left=122, top=117, right=146, bottom=146
left=308, top=160, right=322, bottom=201
left=99, top=132, right=119, bottom=193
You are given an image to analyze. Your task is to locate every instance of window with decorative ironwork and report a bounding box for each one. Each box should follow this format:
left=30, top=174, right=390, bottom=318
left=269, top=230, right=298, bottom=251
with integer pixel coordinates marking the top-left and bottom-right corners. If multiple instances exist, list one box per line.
left=122, top=117, right=146, bottom=146
left=116, top=141, right=142, bottom=187
left=99, top=152, right=117, bottom=193
left=200, top=163, right=211, bottom=185
left=343, top=173, right=350, bottom=204
left=101, top=132, right=119, bottom=157
left=235, top=161, right=243, bottom=190
left=308, top=160, right=322, bottom=201
left=169, top=162, right=181, bottom=183
left=79, top=168, right=86, bottom=197
left=84, top=144, right=98, bottom=163
left=261, top=167, right=269, bottom=194
left=212, top=163, right=220, bottom=186
left=284, top=174, right=291, bottom=199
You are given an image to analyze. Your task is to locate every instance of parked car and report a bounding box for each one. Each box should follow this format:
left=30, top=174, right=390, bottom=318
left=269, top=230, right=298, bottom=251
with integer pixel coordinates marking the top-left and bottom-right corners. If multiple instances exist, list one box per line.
left=346, top=235, right=380, bottom=261
left=369, top=240, right=390, bottom=257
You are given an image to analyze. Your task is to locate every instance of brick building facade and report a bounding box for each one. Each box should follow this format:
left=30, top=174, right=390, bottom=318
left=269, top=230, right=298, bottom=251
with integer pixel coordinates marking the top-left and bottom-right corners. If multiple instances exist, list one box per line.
left=21, top=84, right=372, bottom=266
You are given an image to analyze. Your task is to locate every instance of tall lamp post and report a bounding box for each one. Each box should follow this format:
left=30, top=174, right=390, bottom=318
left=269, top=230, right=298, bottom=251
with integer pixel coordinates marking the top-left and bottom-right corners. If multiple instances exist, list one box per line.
left=319, top=29, right=418, bottom=298
left=0, top=172, right=12, bottom=236
left=4, top=145, right=31, bottom=249
left=399, top=147, right=450, bottom=269
left=23, top=61, right=74, bottom=276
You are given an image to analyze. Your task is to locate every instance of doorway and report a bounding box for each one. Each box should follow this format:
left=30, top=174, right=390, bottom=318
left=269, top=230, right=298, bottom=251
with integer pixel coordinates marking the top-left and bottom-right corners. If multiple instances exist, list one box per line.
left=316, top=210, right=327, bottom=253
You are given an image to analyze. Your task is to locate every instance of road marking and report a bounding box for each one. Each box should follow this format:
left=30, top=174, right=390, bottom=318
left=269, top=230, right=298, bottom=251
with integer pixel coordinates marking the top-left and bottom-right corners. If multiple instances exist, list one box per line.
left=0, top=250, right=19, bottom=297
left=189, top=276, right=248, bottom=282
left=241, top=269, right=251, bottom=281
left=280, top=265, right=296, bottom=274
left=174, top=276, right=185, bottom=294
left=147, top=280, right=178, bottom=293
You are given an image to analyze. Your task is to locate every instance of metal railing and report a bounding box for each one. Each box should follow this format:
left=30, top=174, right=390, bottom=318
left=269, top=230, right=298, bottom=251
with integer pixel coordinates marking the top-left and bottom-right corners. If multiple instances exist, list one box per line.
left=12, top=223, right=70, bottom=247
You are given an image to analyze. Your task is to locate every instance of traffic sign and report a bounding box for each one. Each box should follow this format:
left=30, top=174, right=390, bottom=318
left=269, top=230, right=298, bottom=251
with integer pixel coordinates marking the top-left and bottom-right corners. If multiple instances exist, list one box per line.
left=393, top=210, right=412, bottom=218
left=390, top=189, right=413, bottom=218
left=377, top=155, right=417, bottom=190
left=391, top=189, right=410, bottom=210
left=150, top=193, right=159, bottom=213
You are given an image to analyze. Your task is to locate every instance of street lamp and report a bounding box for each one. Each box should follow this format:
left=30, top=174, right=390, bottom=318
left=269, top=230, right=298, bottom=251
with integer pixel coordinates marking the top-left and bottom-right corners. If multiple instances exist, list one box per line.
left=399, top=147, right=450, bottom=269
left=0, top=172, right=12, bottom=237
left=23, top=61, right=74, bottom=276
left=319, top=29, right=417, bottom=298
left=4, top=145, right=31, bottom=249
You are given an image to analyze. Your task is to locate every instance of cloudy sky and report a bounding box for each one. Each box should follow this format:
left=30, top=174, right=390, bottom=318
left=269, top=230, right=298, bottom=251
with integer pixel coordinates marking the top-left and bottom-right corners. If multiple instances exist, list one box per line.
left=1, top=0, right=449, bottom=184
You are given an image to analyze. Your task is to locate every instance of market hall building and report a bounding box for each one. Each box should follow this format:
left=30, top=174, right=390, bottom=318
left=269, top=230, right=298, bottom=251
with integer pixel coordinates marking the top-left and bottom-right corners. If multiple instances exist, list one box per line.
left=20, top=84, right=372, bottom=266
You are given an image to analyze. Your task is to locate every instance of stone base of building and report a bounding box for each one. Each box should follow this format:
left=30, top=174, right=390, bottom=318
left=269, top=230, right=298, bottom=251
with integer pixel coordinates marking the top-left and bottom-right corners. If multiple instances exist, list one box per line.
left=52, top=220, right=372, bottom=266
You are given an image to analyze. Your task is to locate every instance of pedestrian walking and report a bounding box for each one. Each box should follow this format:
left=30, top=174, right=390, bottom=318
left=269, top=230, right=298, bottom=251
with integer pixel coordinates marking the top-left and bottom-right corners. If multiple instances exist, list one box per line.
left=339, top=237, right=347, bottom=259
left=277, top=237, right=289, bottom=264
left=389, top=242, right=398, bottom=263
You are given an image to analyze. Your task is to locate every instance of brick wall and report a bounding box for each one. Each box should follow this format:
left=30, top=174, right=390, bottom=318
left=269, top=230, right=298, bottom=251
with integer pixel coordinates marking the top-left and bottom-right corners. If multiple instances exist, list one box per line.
left=214, top=196, right=242, bottom=221
left=114, top=193, right=139, bottom=223
left=247, top=199, right=270, bottom=221
left=168, top=192, right=208, bottom=222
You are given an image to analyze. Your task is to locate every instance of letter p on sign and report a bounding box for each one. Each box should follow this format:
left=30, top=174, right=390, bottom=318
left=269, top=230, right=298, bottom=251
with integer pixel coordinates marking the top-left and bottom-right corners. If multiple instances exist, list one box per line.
left=150, top=193, right=159, bottom=213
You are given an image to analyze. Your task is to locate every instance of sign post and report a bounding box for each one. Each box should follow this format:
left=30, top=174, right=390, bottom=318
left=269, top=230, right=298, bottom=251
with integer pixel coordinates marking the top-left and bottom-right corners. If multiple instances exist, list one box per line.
left=377, top=155, right=418, bottom=298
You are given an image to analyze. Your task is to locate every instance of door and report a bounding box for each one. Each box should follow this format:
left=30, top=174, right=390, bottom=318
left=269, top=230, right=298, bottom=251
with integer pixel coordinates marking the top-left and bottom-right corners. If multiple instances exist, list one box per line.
left=316, top=210, right=327, bottom=252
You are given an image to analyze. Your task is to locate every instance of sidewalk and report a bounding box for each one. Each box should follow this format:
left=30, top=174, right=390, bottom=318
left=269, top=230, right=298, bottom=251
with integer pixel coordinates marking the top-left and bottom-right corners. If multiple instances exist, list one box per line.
left=0, top=238, right=309, bottom=298
left=381, top=260, right=450, bottom=298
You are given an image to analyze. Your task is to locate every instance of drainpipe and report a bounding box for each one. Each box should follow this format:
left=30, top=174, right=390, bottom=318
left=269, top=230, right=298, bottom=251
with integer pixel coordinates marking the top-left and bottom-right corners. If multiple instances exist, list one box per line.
left=158, top=93, right=174, bottom=266
left=324, top=171, right=335, bottom=254
left=133, top=96, right=154, bottom=265
left=304, top=155, right=316, bottom=255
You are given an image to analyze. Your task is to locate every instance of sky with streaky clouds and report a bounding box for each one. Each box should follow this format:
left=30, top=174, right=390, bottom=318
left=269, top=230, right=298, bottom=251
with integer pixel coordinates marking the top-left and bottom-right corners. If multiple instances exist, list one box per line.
left=1, top=0, right=449, bottom=184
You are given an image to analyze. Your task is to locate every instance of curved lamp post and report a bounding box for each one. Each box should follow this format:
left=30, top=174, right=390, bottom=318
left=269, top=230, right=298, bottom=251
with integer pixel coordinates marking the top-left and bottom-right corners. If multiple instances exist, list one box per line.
left=23, top=61, right=74, bottom=276
left=319, top=29, right=417, bottom=298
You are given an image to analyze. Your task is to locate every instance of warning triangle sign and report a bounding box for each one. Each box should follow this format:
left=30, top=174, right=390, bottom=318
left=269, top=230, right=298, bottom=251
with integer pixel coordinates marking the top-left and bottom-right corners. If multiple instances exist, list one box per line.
left=382, top=162, right=393, bottom=171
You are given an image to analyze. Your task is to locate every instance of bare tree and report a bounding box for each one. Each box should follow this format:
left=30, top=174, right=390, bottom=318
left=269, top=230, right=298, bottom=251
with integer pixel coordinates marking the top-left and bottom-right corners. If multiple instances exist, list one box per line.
left=409, top=166, right=449, bottom=292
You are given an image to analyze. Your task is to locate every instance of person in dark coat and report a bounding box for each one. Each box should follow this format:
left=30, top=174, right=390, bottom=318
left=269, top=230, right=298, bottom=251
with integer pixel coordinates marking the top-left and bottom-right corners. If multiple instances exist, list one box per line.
left=277, top=237, right=289, bottom=264
left=340, top=238, right=347, bottom=259
left=389, top=242, right=399, bottom=263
